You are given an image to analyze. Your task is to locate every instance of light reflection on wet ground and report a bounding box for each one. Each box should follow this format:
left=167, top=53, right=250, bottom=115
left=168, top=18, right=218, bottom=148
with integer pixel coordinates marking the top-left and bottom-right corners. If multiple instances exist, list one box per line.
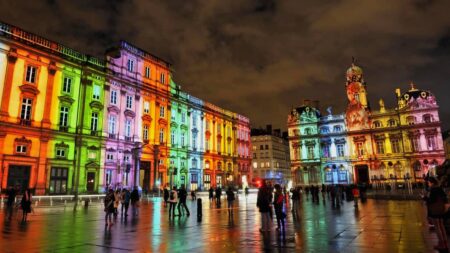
left=0, top=193, right=437, bottom=252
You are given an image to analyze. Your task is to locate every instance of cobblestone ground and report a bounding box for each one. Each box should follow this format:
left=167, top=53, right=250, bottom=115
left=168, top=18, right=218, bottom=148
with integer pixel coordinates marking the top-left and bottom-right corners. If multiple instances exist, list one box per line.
left=0, top=193, right=440, bottom=253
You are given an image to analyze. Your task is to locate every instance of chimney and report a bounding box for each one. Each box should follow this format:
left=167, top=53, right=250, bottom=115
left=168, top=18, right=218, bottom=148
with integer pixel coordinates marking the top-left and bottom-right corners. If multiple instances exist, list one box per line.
left=303, top=99, right=311, bottom=106
left=274, top=129, right=281, bottom=137
left=266, top=124, right=272, bottom=135
left=313, top=100, right=320, bottom=110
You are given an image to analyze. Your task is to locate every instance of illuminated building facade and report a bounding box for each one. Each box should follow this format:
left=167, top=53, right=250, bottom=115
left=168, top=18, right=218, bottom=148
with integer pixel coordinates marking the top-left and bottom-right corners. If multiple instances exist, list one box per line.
left=288, top=63, right=445, bottom=185
left=251, top=125, right=291, bottom=184
left=0, top=22, right=250, bottom=194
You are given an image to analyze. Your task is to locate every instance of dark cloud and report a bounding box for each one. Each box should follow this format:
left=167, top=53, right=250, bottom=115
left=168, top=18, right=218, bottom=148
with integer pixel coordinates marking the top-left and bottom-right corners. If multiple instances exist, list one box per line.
left=1, top=0, right=450, bottom=130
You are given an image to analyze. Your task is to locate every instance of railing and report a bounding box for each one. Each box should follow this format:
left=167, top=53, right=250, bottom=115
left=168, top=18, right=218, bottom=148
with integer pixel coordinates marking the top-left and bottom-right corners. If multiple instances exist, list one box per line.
left=19, top=119, right=31, bottom=126
left=0, top=21, right=105, bottom=67
left=59, top=125, right=69, bottom=132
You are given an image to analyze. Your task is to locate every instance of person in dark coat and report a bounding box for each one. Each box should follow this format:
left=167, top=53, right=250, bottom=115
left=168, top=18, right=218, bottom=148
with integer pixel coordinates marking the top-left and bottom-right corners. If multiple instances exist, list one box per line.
left=209, top=187, right=214, bottom=203
left=130, top=186, right=140, bottom=216
left=104, top=189, right=115, bottom=226
left=215, top=186, right=222, bottom=207
left=424, top=177, right=448, bottom=251
left=257, top=181, right=273, bottom=232
left=226, top=187, right=235, bottom=217
left=163, top=186, right=170, bottom=207
left=21, top=188, right=32, bottom=222
left=5, top=186, right=16, bottom=221
left=177, top=184, right=190, bottom=216
left=273, top=184, right=285, bottom=231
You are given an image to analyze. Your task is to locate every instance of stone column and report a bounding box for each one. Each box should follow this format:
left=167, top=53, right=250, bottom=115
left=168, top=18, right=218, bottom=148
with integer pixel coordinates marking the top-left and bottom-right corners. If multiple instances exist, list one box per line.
left=0, top=49, right=18, bottom=120
left=36, top=135, right=50, bottom=195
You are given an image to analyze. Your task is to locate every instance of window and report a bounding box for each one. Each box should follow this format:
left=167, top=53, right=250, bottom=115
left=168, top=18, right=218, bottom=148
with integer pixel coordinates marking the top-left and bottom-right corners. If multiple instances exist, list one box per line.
left=322, top=144, right=330, bottom=158
left=59, top=106, right=69, bottom=127
left=126, top=95, right=133, bottom=109
left=320, top=127, right=329, bottom=134
left=265, top=144, right=269, bottom=149
left=107, top=153, right=114, bottom=161
left=376, top=140, right=385, bottom=154
left=93, top=85, right=100, bottom=100
left=373, top=121, right=382, bottom=128
left=25, top=66, right=37, bottom=83
left=305, top=128, right=312, bottom=135
left=261, top=162, right=265, bottom=168
left=160, top=106, right=165, bottom=117
left=110, top=90, right=117, bottom=105
left=266, top=162, right=270, bottom=167
left=336, top=144, right=345, bottom=157
left=426, top=136, right=437, bottom=150
left=410, top=137, right=420, bottom=152
left=49, top=168, right=68, bottom=194
left=388, top=119, right=396, bottom=127
left=160, top=73, right=165, bottom=84
left=159, top=128, right=164, bottom=143
left=171, top=130, right=175, bottom=145
left=406, top=116, right=416, bottom=125
left=181, top=132, right=185, bottom=147
left=125, top=120, right=132, bottom=137
left=192, top=159, right=198, bottom=168
left=193, top=115, right=197, bottom=127
left=20, top=98, right=33, bottom=121
left=423, top=114, right=433, bottom=123
left=333, top=125, right=342, bottom=132
left=144, top=101, right=150, bottom=114
left=181, top=112, right=186, bottom=123
left=356, top=142, right=364, bottom=156
left=205, top=139, right=210, bottom=150
left=253, top=162, right=258, bottom=169
left=16, top=145, right=27, bottom=154
left=260, top=145, right=264, bottom=150
left=56, top=148, right=66, bottom=158
left=143, top=125, right=149, bottom=140
left=192, top=135, right=197, bottom=150
left=127, top=59, right=134, bottom=72
left=124, top=155, right=130, bottom=163
left=391, top=139, right=401, bottom=153
left=205, top=161, right=210, bottom=169
left=91, top=112, right=98, bottom=131
left=145, top=66, right=151, bottom=78
left=62, top=77, right=72, bottom=93
left=307, top=146, right=314, bottom=159
left=108, top=115, right=116, bottom=134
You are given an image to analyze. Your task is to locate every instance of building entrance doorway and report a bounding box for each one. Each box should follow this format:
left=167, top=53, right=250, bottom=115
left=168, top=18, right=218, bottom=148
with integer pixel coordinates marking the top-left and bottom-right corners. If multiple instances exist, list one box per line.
left=356, top=165, right=369, bottom=183
left=86, top=172, right=96, bottom=192
left=140, top=161, right=151, bottom=192
left=7, top=165, right=31, bottom=192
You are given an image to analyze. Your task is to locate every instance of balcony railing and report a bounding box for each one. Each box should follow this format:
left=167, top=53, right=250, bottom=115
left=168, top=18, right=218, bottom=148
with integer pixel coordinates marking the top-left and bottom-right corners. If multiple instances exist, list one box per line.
left=59, top=125, right=69, bottom=132
left=108, top=133, right=116, bottom=139
left=125, top=136, right=132, bottom=141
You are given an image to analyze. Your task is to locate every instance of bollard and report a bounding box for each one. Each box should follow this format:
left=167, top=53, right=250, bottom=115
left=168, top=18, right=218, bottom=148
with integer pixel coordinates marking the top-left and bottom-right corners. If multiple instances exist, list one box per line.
left=84, top=199, right=89, bottom=208
left=197, top=198, right=202, bottom=218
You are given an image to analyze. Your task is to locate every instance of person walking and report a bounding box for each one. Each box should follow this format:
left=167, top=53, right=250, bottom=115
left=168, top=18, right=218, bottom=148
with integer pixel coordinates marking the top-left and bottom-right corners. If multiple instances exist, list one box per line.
left=352, top=185, right=360, bottom=207
left=273, top=184, right=285, bottom=231
left=113, top=189, right=121, bottom=218
left=163, top=186, right=170, bottom=207
left=424, top=177, right=448, bottom=251
left=104, top=189, right=115, bottom=227
left=257, top=181, right=272, bottom=232
left=5, top=186, right=16, bottom=221
left=226, top=186, right=235, bottom=217
left=20, top=188, right=32, bottom=222
left=121, top=188, right=131, bottom=217
left=130, top=186, right=140, bottom=217
left=177, top=185, right=190, bottom=216
left=168, top=186, right=178, bottom=218
left=191, top=190, right=197, bottom=201
left=209, top=187, right=214, bottom=203
left=291, top=187, right=300, bottom=214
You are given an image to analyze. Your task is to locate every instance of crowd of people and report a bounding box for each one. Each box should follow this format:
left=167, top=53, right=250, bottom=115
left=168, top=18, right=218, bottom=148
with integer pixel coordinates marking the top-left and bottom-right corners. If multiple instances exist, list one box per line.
left=103, top=186, right=140, bottom=227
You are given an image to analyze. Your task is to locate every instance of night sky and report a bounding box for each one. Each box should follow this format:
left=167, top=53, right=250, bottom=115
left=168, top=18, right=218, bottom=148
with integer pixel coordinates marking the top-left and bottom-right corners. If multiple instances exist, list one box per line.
left=1, top=0, right=449, bottom=131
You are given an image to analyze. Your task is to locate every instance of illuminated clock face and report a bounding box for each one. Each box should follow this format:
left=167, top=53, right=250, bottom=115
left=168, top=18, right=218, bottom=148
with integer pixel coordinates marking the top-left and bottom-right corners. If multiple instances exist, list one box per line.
left=420, top=91, right=427, bottom=98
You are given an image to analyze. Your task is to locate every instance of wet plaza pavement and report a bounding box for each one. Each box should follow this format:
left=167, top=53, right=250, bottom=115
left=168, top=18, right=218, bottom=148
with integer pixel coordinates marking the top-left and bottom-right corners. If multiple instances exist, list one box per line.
left=0, top=193, right=441, bottom=253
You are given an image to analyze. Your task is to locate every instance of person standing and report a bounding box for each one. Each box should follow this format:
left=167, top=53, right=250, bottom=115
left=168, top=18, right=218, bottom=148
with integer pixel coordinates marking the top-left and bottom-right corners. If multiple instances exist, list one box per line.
left=215, top=186, right=222, bottom=207
left=191, top=190, right=196, bottom=201
left=121, top=188, right=131, bottom=217
left=5, top=186, right=16, bottom=221
left=163, top=186, right=170, bottom=207
left=257, top=181, right=272, bottom=232
left=130, top=186, right=140, bottom=217
left=424, top=177, right=448, bottom=251
left=273, top=184, right=285, bottom=231
left=20, top=188, right=32, bottom=222
left=177, top=184, right=190, bottom=216
left=291, top=187, right=300, bottom=213
left=104, top=189, right=115, bottom=226
left=113, top=189, right=121, bottom=218
left=352, top=185, right=360, bottom=207
left=209, top=187, right=214, bottom=203
left=168, top=186, right=178, bottom=218
left=226, top=187, right=235, bottom=217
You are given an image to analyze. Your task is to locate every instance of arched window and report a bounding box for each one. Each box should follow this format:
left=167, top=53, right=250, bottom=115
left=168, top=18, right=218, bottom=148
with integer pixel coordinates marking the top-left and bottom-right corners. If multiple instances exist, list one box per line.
left=305, top=128, right=312, bottom=135
left=373, top=121, right=382, bottom=128
left=388, top=119, right=396, bottom=127
left=423, top=114, right=433, bottom=123
left=333, top=125, right=342, bottom=132
left=320, top=127, right=329, bottom=134
left=406, top=116, right=416, bottom=125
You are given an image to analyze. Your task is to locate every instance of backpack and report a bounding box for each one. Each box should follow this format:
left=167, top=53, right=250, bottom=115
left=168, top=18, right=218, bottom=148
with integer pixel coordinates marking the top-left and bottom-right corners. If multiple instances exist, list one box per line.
left=170, top=191, right=175, bottom=200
